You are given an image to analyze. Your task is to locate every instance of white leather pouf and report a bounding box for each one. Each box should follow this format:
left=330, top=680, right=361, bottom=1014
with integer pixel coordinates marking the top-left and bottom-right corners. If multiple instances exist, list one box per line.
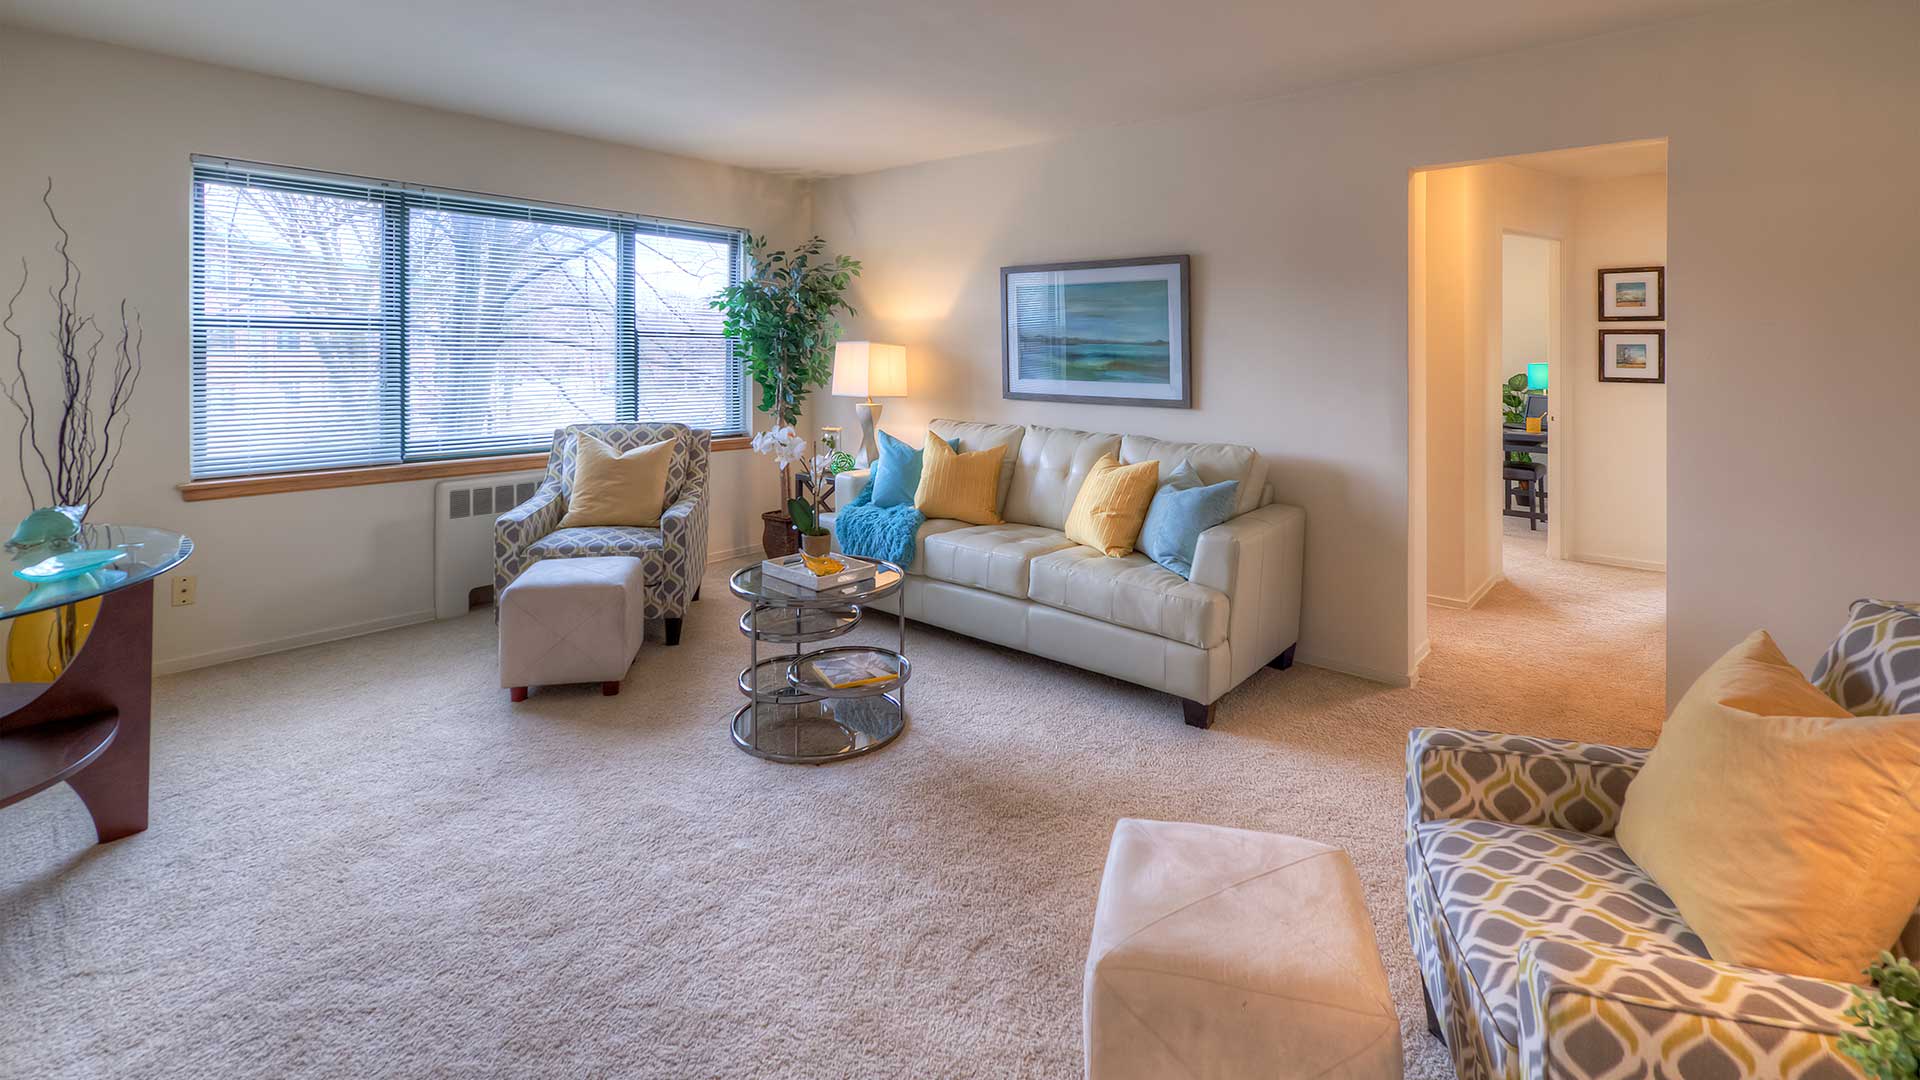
left=1084, top=819, right=1402, bottom=1080
left=499, top=556, right=647, bottom=701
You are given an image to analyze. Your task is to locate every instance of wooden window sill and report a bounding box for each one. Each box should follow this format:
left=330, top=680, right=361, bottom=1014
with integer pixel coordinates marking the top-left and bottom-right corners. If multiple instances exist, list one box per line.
left=177, top=435, right=752, bottom=501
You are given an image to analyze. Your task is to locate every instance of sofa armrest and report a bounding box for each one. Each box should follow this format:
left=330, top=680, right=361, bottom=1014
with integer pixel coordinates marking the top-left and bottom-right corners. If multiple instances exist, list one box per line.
left=833, top=468, right=871, bottom=512
left=1405, top=728, right=1648, bottom=837
left=494, top=481, right=566, bottom=597
left=1189, top=503, right=1305, bottom=692
left=1517, top=938, right=1864, bottom=1080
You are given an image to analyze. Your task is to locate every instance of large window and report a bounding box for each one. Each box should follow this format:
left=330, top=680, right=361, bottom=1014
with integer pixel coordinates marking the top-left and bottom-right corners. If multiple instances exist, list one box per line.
left=189, top=159, right=744, bottom=479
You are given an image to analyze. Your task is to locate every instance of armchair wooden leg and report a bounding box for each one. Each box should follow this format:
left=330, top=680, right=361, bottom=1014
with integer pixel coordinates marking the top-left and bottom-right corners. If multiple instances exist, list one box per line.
left=664, top=618, right=683, bottom=646
left=1423, top=985, right=1446, bottom=1044
left=1181, top=698, right=1214, bottom=728
left=1268, top=643, right=1297, bottom=671
left=692, top=586, right=701, bottom=602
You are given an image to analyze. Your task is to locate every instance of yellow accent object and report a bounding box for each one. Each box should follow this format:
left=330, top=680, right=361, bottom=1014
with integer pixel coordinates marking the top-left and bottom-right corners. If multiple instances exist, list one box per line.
left=913, top=436, right=1006, bottom=525
left=6, top=597, right=100, bottom=681
left=1525, top=416, right=1543, bottom=433
left=827, top=674, right=893, bottom=690
left=800, top=553, right=843, bottom=575
left=1616, top=629, right=1920, bottom=984
left=559, top=435, right=673, bottom=529
left=1063, top=454, right=1162, bottom=557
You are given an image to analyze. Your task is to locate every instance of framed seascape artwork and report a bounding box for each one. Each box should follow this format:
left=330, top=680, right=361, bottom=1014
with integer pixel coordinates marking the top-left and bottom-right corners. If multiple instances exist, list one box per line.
left=1598, top=265, right=1664, bottom=321
left=1598, top=329, right=1665, bottom=383
left=1000, top=255, right=1191, bottom=407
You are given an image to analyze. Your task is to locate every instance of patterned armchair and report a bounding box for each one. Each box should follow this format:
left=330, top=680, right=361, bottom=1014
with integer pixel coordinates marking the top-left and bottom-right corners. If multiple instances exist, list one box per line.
left=494, top=423, right=711, bottom=645
left=1404, top=727, right=1896, bottom=1080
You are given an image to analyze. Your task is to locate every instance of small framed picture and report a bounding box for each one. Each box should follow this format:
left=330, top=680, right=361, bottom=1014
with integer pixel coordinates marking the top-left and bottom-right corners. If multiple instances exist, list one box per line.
left=1001, top=255, right=1191, bottom=408
left=1599, top=329, right=1665, bottom=383
left=1598, top=266, right=1664, bottom=321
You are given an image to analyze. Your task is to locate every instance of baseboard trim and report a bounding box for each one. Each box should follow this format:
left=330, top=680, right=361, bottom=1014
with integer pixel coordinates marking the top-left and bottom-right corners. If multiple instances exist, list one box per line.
left=156, top=608, right=439, bottom=675
left=1295, top=650, right=1416, bottom=689
left=1408, top=638, right=1432, bottom=686
left=1572, top=552, right=1666, bottom=573
left=1427, top=573, right=1504, bottom=610
left=706, top=544, right=760, bottom=566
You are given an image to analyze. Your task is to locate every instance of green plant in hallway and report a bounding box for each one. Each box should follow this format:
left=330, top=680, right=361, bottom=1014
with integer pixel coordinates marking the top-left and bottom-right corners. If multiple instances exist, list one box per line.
left=1843, top=952, right=1920, bottom=1080
left=1502, top=372, right=1536, bottom=467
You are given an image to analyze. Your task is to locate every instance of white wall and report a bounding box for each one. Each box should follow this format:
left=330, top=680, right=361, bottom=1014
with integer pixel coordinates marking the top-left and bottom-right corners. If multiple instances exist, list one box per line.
left=1503, top=234, right=1552, bottom=383
left=1420, top=163, right=1570, bottom=612
left=813, top=0, right=1920, bottom=696
left=0, top=29, right=811, bottom=671
left=1566, top=172, right=1668, bottom=570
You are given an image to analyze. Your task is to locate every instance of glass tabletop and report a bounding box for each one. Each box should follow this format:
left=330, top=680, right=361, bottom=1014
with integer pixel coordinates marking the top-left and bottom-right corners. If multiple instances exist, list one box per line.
left=729, top=560, right=904, bottom=607
left=0, top=524, right=193, bottom=620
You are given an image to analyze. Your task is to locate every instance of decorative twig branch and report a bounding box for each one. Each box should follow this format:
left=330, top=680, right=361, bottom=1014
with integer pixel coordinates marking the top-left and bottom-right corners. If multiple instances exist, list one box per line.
left=0, top=180, right=143, bottom=517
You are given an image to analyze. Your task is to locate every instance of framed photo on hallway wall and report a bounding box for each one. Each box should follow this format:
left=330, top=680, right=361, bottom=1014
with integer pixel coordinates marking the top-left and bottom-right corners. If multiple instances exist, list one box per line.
left=1598, top=265, right=1664, bottom=320
left=1000, top=255, right=1191, bottom=407
left=1599, top=329, right=1665, bottom=383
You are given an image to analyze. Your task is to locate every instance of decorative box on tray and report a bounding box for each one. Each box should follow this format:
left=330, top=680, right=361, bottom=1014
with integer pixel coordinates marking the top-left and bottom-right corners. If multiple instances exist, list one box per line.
left=759, top=553, right=880, bottom=592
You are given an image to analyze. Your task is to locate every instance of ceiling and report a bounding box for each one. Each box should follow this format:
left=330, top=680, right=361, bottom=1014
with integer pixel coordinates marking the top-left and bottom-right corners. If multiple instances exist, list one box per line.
left=0, top=0, right=1749, bottom=176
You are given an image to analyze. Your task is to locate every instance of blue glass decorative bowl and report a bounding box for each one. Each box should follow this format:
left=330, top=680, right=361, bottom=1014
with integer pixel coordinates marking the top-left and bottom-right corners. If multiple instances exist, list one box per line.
left=14, top=548, right=128, bottom=583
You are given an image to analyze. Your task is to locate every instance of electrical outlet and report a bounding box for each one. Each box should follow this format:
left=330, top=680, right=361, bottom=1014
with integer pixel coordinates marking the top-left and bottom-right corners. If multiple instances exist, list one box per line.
left=171, top=575, right=197, bottom=607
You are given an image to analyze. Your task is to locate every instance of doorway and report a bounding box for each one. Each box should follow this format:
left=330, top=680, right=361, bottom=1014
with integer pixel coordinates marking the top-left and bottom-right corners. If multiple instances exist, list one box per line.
left=1407, top=139, right=1669, bottom=686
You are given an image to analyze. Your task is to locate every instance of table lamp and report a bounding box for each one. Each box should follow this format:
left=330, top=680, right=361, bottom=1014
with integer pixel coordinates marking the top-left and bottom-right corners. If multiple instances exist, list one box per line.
left=831, top=341, right=907, bottom=466
left=1526, top=362, right=1549, bottom=392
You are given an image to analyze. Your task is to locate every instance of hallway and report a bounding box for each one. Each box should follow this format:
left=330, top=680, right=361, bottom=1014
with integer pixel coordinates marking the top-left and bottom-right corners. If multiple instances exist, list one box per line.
left=1425, top=522, right=1668, bottom=746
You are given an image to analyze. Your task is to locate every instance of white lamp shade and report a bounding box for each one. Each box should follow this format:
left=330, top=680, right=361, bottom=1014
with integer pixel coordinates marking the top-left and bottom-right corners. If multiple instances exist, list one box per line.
left=831, top=341, right=908, bottom=399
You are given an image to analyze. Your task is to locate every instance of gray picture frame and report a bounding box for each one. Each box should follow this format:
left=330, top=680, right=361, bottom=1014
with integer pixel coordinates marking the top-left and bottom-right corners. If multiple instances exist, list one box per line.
left=1000, top=255, right=1192, bottom=408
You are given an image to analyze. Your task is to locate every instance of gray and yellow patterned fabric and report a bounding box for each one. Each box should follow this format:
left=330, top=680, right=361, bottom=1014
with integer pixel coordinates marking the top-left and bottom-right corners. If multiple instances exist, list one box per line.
left=1404, top=728, right=1866, bottom=1080
left=1810, top=598, right=1920, bottom=716
left=1517, top=939, right=1862, bottom=1079
left=494, top=423, right=711, bottom=621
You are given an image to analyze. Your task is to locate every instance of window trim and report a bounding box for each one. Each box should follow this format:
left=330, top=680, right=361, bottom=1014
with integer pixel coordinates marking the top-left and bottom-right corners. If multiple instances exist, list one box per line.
left=174, top=435, right=753, bottom=502
left=187, top=156, right=750, bottom=483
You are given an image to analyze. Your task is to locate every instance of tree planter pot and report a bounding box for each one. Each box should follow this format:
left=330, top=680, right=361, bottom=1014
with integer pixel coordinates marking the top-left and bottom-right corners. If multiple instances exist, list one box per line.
left=761, top=510, right=799, bottom=558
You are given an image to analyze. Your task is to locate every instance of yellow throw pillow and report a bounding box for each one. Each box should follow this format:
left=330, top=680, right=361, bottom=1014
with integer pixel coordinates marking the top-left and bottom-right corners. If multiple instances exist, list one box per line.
left=1616, top=630, right=1920, bottom=984
left=559, top=435, right=674, bottom=529
left=1064, top=454, right=1161, bottom=557
left=913, top=436, right=1006, bottom=525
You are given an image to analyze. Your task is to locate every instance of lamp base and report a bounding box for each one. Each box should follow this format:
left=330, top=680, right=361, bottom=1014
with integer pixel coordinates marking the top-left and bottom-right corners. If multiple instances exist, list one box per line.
left=853, top=400, right=883, bottom=467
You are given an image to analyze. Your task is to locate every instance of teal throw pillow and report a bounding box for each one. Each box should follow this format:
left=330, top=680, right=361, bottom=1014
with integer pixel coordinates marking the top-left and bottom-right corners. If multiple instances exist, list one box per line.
left=1138, top=462, right=1239, bottom=578
left=869, top=430, right=957, bottom=508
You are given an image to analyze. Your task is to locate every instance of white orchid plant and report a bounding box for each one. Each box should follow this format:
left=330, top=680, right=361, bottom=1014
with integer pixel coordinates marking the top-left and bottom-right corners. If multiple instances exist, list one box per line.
left=752, top=427, right=836, bottom=537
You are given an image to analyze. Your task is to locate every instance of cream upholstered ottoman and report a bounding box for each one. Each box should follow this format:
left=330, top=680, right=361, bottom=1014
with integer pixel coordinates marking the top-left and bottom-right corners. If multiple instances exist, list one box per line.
left=1084, top=819, right=1402, bottom=1080
left=499, top=556, right=647, bottom=701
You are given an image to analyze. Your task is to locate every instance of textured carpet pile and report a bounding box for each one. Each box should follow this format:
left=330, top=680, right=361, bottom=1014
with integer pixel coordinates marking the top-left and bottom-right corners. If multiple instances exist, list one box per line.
left=1, top=530, right=1665, bottom=1078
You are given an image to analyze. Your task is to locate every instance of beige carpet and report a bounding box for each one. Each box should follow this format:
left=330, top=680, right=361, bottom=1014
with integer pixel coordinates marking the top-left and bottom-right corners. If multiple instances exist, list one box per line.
left=1, top=535, right=1664, bottom=1078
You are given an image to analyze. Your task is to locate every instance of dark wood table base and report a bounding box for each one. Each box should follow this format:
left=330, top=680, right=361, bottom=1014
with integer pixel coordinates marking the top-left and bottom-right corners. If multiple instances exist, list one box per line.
left=0, top=579, right=152, bottom=843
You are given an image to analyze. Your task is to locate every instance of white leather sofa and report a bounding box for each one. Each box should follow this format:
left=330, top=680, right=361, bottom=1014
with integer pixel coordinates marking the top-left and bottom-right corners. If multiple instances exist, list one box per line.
left=827, top=419, right=1305, bottom=727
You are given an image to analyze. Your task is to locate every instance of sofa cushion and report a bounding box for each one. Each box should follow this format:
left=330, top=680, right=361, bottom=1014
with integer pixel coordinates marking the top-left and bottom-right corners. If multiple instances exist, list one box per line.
left=1415, top=818, right=1706, bottom=1052
left=902, top=518, right=974, bottom=575
left=1003, top=425, right=1121, bottom=530
left=1027, top=547, right=1228, bottom=649
left=921, top=524, right=1077, bottom=599
left=929, top=419, right=1024, bottom=512
left=1119, top=434, right=1265, bottom=517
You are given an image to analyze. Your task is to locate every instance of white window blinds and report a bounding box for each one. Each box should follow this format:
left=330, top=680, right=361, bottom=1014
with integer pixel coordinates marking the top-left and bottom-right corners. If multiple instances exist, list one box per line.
left=189, top=159, right=746, bottom=479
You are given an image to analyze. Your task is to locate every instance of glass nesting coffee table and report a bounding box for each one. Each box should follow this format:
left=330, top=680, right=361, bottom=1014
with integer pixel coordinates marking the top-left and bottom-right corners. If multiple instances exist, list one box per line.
left=729, top=560, right=909, bottom=764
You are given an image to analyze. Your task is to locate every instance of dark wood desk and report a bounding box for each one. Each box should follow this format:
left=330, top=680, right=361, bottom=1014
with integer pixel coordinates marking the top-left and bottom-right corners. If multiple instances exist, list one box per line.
left=1503, top=426, right=1548, bottom=457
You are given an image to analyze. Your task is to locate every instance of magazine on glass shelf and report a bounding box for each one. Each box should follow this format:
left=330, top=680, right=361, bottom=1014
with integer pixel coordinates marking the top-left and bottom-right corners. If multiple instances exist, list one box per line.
left=806, top=651, right=898, bottom=690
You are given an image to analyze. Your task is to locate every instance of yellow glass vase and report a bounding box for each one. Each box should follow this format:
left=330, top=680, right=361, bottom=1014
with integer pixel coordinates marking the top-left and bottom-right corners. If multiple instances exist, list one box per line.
left=6, top=598, right=101, bottom=682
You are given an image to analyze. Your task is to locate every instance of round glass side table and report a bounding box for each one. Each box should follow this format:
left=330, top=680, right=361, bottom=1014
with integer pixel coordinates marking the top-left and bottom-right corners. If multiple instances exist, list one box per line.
left=728, top=560, right=908, bottom=764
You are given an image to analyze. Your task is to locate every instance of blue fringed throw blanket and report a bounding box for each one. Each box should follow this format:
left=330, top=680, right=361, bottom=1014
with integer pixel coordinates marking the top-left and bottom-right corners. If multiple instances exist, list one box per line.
left=833, top=481, right=925, bottom=569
